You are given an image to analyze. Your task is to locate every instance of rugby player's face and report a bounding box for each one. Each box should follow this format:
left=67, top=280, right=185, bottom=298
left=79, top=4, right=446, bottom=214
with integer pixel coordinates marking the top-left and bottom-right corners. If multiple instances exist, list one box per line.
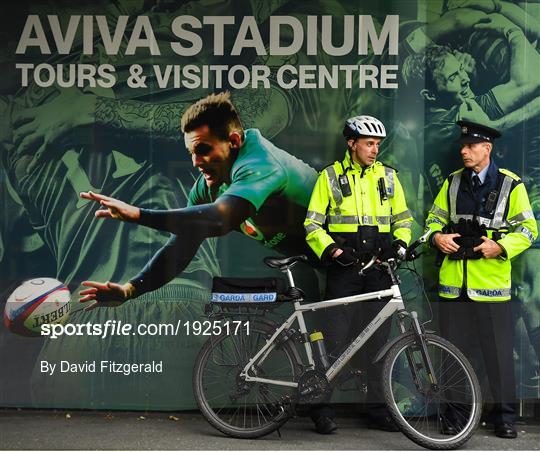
left=349, top=136, right=381, bottom=167
left=185, top=125, right=236, bottom=187
left=461, top=142, right=491, bottom=173
left=434, top=54, right=474, bottom=106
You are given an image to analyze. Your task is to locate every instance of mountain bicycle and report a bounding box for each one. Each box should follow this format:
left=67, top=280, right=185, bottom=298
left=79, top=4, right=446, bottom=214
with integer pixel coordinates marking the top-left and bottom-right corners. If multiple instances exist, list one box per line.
left=193, top=232, right=482, bottom=450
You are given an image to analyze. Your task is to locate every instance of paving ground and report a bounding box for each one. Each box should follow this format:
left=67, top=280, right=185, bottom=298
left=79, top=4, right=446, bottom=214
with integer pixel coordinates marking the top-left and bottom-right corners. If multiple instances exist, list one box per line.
left=1, top=409, right=539, bottom=450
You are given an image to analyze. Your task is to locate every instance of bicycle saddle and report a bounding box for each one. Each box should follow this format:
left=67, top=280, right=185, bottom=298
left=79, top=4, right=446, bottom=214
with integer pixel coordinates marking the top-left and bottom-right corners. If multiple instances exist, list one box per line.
left=263, top=255, right=308, bottom=270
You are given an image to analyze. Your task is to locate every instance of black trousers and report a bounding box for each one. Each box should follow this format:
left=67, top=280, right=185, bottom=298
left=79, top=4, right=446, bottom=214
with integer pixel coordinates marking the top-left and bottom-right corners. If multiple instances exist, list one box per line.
left=438, top=297, right=516, bottom=425
left=311, top=263, right=392, bottom=421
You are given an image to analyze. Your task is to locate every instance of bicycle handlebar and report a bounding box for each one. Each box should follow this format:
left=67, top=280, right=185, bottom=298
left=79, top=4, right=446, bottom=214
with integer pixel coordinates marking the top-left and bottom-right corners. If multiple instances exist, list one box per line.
left=359, top=255, right=379, bottom=275
left=404, top=228, right=431, bottom=261
left=358, top=229, right=432, bottom=275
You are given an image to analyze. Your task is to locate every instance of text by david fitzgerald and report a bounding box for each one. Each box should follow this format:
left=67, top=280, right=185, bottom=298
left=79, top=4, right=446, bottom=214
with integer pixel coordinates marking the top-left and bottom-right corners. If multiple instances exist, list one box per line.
left=40, top=360, right=163, bottom=376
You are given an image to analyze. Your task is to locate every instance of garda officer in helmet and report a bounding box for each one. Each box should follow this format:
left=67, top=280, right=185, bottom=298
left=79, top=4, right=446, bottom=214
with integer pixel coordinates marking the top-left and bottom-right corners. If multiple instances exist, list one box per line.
left=425, top=120, right=537, bottom=439
left=304, top=115, right=413, bottom=434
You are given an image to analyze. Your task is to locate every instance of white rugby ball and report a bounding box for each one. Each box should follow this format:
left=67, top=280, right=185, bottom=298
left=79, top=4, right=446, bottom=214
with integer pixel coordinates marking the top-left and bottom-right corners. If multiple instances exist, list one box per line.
left=3, top=278, right=71, bottom=337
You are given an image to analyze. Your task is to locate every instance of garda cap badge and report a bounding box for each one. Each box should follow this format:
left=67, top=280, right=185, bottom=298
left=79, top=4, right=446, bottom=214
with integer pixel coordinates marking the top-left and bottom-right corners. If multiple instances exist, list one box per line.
left=455, top=120, right=501, bottom=145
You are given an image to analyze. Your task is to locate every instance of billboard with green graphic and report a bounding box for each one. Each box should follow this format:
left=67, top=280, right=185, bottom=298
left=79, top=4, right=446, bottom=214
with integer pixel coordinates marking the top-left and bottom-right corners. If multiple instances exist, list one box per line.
left=1, top=0, right=538, bottom=411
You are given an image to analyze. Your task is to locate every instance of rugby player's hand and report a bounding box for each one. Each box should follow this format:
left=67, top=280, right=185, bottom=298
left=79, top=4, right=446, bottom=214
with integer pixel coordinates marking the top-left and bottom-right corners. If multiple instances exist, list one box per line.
left=459, top=99, right=491, bottom=123
left=453, top=50, right=476, bottom=77
left=447, top=0, right=496, bottom=14
left=80, top=191, right=140, bottom=222
left=434, top=8, right=488, bottom=37
left=79, top=281, right=136, bottom=311
left=12, top=88, right=96, bottom=171
left=473, top=13, right=521, bottom=36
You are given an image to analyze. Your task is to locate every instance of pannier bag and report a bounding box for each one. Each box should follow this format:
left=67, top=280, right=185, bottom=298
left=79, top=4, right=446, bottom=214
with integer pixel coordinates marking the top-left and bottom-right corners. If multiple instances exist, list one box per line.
left=211, top=277, right=289, bottom=305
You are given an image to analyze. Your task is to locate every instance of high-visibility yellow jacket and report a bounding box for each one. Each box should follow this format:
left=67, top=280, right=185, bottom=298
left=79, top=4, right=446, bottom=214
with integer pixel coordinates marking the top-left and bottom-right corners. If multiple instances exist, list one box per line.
left=304, top=151, right=413, bottom=260
left=426, top=165, right=537, bottom=302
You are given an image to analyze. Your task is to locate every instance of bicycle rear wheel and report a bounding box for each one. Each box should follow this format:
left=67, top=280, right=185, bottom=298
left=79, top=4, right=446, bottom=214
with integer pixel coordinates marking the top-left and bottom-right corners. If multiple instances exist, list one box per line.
left=382, top=333, right=482, bottom=450
left=193, top=320, right=302, bottom=438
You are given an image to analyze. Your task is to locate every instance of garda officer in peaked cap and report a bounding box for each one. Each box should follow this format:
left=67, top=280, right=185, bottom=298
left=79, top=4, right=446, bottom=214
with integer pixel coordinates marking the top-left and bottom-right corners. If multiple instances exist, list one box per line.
left=425, top=120, right=537, bottom=439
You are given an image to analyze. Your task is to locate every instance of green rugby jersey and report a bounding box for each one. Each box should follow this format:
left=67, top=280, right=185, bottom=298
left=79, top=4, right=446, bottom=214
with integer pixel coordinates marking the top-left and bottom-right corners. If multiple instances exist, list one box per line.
left=189, top=128, right=319, bottom=259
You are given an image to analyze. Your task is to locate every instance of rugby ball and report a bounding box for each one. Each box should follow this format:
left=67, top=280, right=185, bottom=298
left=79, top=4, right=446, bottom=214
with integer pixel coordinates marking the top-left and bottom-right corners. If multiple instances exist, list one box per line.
left=3, top=278, right=71, bottom=337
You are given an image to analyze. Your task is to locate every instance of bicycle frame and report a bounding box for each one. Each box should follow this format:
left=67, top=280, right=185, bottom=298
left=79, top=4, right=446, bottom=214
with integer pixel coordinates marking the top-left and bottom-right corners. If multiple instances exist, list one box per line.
left=239, top=267, right=408, bottom=388
left=199, top=230, right=481, bottom=449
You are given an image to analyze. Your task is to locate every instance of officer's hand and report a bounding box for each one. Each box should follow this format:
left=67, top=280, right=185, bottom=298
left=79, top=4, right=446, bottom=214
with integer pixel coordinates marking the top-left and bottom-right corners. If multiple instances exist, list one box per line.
left=80, top=191, right=140, bottom=222
left=79, top=281, right=136, bottom=311
left=334, top=247, right=359, bottom=267
left=473, top=236, right=503, bottom=259
left=433, top=233, right=461, bottom=254
left=392, top=239, right=408, bottom=260
left=378, top=240, right=406, bottom=261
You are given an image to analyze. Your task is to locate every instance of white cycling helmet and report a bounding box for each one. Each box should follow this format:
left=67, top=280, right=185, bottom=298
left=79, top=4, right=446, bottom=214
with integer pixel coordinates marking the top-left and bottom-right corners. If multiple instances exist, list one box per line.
left=343, top=115, right=386, bottom=139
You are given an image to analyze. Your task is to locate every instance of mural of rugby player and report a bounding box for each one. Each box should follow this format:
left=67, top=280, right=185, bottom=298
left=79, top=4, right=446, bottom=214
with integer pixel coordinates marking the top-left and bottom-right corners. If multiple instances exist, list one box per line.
left=79, top=92, right=318, bottom=307
left=1, top=0, right=346, bottom=410
left=402, top=44, right=539, bottom=196
left=2, top=86, right=220, bottom=409
left=0, top=0, right=284, bottom=410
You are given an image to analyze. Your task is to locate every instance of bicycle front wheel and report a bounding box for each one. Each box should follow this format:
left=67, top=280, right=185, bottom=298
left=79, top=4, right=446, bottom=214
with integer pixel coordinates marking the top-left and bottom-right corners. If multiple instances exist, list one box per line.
left=193, top=320, right=302, bottom=438
left=382, top=333, right=482, bottom=450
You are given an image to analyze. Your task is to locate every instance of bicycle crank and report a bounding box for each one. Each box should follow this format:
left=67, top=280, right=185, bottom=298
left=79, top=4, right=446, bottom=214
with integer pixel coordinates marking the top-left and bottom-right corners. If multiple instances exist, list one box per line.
left=297, top=369, right=330, bottom=404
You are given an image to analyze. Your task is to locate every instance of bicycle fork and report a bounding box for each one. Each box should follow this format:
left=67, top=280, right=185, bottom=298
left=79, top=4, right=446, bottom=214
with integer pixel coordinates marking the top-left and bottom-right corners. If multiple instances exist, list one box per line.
left=402, top=312, right=439, bottom=393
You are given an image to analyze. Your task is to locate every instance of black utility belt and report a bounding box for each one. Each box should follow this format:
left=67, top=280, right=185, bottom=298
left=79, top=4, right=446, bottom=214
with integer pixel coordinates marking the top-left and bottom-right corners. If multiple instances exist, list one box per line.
left=330, top=228, right=391, bottom=250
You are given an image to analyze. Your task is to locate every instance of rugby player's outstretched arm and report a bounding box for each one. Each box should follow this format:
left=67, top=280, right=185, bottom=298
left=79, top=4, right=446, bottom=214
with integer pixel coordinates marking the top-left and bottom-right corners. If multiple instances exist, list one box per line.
left=136, top=195, right=252, bottom=237
left=127, top=195, right=252, bottom=295
left=80, top=194, right=252, bottom=300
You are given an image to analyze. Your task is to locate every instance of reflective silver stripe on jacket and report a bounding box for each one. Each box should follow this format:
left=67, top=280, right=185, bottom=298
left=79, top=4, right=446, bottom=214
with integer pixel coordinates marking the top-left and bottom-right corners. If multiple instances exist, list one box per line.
left=491, top=175, right=513, bottom=229
left=429, top=205, right=448, bottom=219
left=439, top=284, right=461, bottom=296
left=384, top=166, right=395, bottom=198
left=306, top=210, right=326, bottom=224
left=327, top=215, right=391, bottom=225
left=448, top=172, right=462, bottom=223
left=516, top=225, right=536, bottom=245
left=507, top=210, right=535, bottom=226
left=427, top=217, right=446, bottom=228
left=467, top=288, right=511, bottom=298
left=391, top=209, right=411, bottom=223
left=394, top=221, right=412, bottom=230
left=328, top=215, right=361, bottom=224
left=326, top=166, right=343, bottom=214
left=305, top=223, right=322, bottom=235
